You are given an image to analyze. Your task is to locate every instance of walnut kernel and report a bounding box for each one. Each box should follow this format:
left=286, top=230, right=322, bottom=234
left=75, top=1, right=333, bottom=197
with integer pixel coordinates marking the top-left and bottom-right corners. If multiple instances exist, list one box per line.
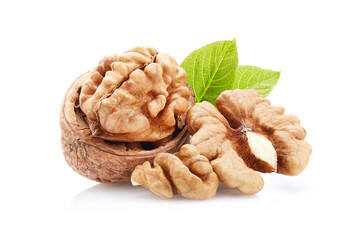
left=186, top=89, right=312, bottom=194
left=79, top=47, right=192, bottom=142
left=130, top=90, right=311, bottom=198
left=131, top=144, right=219, bottom=200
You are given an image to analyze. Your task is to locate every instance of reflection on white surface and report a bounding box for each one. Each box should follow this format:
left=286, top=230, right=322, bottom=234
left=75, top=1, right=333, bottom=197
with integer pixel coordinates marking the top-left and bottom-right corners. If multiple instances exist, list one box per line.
left=70, top=181, right=262, bottom=210
left=66, top=176, right=330, bottom=240
left=70, top=172, right=315, bottom=211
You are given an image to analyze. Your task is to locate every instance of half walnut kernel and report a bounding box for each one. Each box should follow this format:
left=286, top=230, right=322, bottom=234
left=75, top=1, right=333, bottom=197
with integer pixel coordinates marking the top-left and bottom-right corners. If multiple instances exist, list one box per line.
left=131, top=144, right=219, bottom=200
left=60, top=47, right=194, bottom=182
left=187, top=89, right=312, bottom=194
left=215, top=90, right=312, bottom=176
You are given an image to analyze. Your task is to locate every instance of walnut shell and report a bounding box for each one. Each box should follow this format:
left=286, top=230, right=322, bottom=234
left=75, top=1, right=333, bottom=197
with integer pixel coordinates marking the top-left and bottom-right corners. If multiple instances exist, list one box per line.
left=60, top=69, right=194, bottom=182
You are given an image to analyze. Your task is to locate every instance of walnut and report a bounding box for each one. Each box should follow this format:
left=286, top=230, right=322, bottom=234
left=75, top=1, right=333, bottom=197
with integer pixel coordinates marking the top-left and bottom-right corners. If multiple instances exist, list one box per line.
left=131, top=144, right=219, bottom=200
left=79, top=46, right=191, bottom=142
left=187, top=89, right=312, bottom=194
left=60, top=47, right=194, bottom=182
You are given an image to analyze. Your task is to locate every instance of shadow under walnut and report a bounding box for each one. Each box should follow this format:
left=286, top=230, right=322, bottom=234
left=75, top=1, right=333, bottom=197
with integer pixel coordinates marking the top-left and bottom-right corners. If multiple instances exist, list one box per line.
left=60, top=71, right=193, bottom=182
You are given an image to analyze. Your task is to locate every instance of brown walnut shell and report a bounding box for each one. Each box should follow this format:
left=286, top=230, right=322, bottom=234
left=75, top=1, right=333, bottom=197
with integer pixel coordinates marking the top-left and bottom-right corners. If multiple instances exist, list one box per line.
left=60, top=71, right=194, bottom=182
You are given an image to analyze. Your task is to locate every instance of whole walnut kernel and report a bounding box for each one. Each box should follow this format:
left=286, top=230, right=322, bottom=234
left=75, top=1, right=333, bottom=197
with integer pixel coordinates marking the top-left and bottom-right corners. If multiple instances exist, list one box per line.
left=60, top=47, right=194, bottom=182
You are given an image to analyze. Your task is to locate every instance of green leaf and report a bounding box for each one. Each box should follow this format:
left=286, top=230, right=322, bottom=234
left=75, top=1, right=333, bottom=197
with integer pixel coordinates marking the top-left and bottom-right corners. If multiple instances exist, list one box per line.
left=233, top=65, right=280, bottom=97
left=181, top=39, right=238, bottom=104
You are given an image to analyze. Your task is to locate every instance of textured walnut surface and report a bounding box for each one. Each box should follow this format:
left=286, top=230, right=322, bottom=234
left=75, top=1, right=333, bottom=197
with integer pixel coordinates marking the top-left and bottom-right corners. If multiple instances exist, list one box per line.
left=187, top=101, right=264, bottom=194
left=187, top=89, right=311, bottom=194
left=131, top=144, right=219, bottom=200
left=60, top=47, right=194, bottom=182
left=79, top=47, right=192, bottom=142
left=132, top=89, right=312, bottom=199
left=215, top=89, right=312, bottom=176
left=60, top=71, right=192, bottom=182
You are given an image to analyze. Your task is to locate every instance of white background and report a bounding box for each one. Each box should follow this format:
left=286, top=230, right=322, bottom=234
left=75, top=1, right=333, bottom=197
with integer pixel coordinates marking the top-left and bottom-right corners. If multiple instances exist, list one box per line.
left=1, top=0, right=354, bottom=239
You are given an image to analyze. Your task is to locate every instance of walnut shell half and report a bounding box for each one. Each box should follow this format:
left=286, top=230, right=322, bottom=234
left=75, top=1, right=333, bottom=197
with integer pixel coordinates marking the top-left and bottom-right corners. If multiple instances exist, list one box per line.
left=60, top=70, right=193, bottom=182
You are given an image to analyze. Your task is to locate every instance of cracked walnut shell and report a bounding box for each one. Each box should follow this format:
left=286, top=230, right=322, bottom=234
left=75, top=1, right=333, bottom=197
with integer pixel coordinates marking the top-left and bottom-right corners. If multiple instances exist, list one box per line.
left=60, top=47, right=194, bottom=182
